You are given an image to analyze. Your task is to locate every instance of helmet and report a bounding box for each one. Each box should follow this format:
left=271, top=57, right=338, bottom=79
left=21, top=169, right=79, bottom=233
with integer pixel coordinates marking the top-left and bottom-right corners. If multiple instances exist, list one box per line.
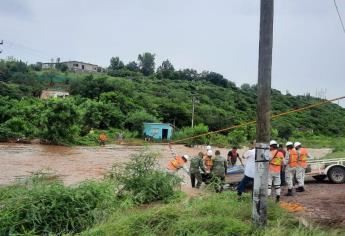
left=182, top=155, right=189, bottom=161
left=207, top=150, right=213, bottom=156
left=286, top=141, right=293, bottom=147
left=270, top=140, right=277, bottom=146
left=294, top=142, right=301, bottom=148
left=206, top=145, right=212, bottom=150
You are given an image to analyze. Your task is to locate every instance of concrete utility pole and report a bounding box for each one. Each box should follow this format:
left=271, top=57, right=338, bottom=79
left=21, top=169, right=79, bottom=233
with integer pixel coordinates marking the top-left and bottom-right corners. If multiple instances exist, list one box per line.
left=191, top=95, right=199, bottom=128
left=252, top=0, right=274, bottom=227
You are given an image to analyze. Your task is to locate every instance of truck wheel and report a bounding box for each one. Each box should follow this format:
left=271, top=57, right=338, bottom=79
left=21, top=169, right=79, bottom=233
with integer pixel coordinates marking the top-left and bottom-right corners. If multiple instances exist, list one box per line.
left=312, top=175, right=326, bottom=182
left=327, top=166, right=345, bottom=184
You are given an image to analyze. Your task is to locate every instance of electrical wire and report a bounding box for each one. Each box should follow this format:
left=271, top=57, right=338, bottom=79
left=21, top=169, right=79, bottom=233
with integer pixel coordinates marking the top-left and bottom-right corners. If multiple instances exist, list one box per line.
left=169, top=95, right=345, bottom=144
left=333, top=0, right=345, bottom=33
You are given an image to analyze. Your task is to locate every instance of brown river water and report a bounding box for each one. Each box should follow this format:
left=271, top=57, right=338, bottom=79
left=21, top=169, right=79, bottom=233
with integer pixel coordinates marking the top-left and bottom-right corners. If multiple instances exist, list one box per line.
left=0, top=143, right=331, bottom=186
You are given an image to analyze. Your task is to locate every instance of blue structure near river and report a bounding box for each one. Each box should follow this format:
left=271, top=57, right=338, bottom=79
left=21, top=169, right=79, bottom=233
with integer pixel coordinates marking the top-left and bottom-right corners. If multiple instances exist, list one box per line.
left=143, top=123, right=173, bottom=140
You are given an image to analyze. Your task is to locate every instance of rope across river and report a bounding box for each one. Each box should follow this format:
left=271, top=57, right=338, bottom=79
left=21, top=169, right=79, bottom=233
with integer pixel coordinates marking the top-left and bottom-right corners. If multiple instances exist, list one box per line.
left=165, top=95, right=345, bottom=144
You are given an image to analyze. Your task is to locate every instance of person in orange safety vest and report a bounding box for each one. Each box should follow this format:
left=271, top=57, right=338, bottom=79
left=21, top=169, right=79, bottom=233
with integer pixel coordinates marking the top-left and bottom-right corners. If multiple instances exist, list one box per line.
left=284, top=141, right=298, bottom=196
left=99, top=133, right=107, bottom=146
left=269, top=140, right=284, bottom=202
left=294, top=141, right=310, bottom=192
left=167, top=143, right=189, bottom=174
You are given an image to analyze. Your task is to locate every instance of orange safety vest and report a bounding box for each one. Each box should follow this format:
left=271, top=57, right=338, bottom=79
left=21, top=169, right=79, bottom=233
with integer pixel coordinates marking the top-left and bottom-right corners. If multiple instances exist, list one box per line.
left=203, top=155, right=213, bottom=171
left=287, top=148, right=298, bottom=168
left=99, top=134, right=107, bottom=142
left=269, top=150, right=284, bottom=173
left=298, top=148, right=308, bottom=168
left=167, top=155, right=186, bottom=171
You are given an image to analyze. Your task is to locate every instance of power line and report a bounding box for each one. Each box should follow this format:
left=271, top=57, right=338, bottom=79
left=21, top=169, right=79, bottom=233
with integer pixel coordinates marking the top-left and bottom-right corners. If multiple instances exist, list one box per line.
left=170, top=95, right=345, bottom=144
left=333, top=0, right=345, bottom=33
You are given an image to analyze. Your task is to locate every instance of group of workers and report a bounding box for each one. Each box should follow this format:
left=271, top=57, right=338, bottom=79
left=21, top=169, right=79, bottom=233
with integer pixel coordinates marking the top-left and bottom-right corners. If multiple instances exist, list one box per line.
left=167, top=144, right=228, bottom=192
left=167, top=140, right=310, bottom=200
left=237, top=140, right=310, bottom=202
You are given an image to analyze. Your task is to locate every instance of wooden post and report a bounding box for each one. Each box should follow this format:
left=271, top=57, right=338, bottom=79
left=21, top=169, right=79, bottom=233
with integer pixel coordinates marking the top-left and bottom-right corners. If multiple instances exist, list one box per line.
left=252, top=0, right=274, bottom=227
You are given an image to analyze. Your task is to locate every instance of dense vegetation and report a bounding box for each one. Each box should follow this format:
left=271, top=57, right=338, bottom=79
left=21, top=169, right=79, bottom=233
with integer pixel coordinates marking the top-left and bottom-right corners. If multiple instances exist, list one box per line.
left=1, top=56, right=345, bottom=145
left=0, top=150, right=181, bottom=235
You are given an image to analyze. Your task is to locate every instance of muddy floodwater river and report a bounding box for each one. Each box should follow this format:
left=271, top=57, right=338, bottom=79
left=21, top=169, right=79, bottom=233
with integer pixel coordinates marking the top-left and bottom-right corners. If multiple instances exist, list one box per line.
left=0, top=143, right=331, bottom=186
left=0, top=143, right=215, bottom=186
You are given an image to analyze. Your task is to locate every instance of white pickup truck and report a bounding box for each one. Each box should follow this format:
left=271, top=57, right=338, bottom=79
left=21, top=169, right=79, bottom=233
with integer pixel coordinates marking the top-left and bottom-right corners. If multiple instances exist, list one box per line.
left=226, top=158, right=345, bottom=184
left=306, top=158, right=345, bottom=183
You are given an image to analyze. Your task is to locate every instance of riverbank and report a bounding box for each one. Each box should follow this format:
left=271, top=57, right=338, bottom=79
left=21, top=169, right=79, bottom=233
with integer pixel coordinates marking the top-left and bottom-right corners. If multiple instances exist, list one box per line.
left=1, top=143, right=345, bottom=234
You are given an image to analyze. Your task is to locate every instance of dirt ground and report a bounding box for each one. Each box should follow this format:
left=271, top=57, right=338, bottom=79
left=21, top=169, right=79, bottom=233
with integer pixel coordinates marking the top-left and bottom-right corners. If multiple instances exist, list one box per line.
left=0, top=143, right=343, bottom=228
left=282, top=178, right=345, bottom=229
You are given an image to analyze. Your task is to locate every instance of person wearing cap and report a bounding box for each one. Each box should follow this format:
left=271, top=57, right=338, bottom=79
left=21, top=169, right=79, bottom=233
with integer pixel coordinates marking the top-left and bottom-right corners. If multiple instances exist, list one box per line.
left=268, top=140, right=284, bottom=202
left=211, top=150, right=227, bottom=192
left=294, top=142, right=310, bottom=192
left=284, top=141, right=298, bottom=196
left=189, top=152, right=206, bottom=188
left=167, top=143, right=189, bottom=174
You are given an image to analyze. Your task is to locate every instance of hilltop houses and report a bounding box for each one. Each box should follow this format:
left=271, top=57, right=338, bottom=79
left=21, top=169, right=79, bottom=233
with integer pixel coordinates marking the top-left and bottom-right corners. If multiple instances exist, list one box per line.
left=40, top=60, right=101, bottom=73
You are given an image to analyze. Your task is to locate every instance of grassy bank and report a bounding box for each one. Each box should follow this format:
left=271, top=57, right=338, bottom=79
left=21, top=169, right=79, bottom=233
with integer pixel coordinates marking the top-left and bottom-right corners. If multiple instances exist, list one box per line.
left=1, top=178, right=344, bottom=236
left=81, top=192, right=343, bottom=236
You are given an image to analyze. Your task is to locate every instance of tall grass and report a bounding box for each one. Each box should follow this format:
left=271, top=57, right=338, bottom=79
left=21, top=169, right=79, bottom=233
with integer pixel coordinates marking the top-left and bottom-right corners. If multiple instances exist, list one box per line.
left=0, top=177, right=119, bottom=235
left=81, top=192, right=343, bottom=236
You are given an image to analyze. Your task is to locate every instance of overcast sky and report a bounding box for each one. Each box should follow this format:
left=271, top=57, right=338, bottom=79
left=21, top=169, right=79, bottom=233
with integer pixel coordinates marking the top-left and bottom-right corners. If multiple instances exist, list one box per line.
left=1, top=0, right=344, bottom=106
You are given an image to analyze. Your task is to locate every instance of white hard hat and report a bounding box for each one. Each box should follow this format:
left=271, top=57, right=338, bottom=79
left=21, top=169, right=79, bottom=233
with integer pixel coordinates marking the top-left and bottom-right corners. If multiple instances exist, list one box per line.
left=206, top=145, right=212, bottom=150
left=207, top=150, right=213, bottom=156
left=294, top=142, right=301, bottom=148
left=182, top=155, right=189, bottom=161
left=286, top=141, right=293, bottom=146
left=270, top=140, right=277, bottom=146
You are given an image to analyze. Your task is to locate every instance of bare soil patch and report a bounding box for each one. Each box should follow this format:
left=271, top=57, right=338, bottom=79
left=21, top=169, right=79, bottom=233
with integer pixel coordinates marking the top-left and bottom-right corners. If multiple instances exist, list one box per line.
left=282, top=178, right=345, bottom=229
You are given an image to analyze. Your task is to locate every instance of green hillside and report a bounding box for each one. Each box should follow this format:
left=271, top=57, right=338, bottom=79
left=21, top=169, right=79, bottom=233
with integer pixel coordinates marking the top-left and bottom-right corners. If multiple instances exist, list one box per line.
left=1, top=58, right=345, bottom=145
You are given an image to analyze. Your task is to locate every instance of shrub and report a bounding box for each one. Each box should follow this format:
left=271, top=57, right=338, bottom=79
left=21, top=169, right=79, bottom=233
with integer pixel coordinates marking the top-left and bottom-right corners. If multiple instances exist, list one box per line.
left=124, top=110, right=158, bottom=133
left=40, top=99, right=80, bottom=145
left=0, top=175, right=118, bottom=235
left=173, top=124, right=209, bottom=145
left=108, top=149, right=181, bottom=204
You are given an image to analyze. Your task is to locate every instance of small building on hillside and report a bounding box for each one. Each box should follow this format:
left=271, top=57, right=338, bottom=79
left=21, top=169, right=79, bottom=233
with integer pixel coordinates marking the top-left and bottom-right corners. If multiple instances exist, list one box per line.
left=143, top=123, right=173, bottom=140
left=40, top=90, right=69, bottom=99
left=41, top=61, right=101, bottom=72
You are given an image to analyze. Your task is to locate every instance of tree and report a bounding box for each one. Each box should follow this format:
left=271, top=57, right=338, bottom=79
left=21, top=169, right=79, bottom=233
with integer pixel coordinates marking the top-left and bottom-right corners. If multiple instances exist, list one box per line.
left=156, top=59, right=175, bottom=79
left=176, top=69, right=198, bottom=81
left=124, top=110, right=158, bottom=132
left=82, top=100, right=124, bottom=130
left=200, top=71, right=228, bottom=88
left=109, top=57, right=125, bottom=70
left=40, top=99, right=80, bottom=144
left=138, top=52, right=155, bottom=76
left=125, top=61, right=140, bottom=72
